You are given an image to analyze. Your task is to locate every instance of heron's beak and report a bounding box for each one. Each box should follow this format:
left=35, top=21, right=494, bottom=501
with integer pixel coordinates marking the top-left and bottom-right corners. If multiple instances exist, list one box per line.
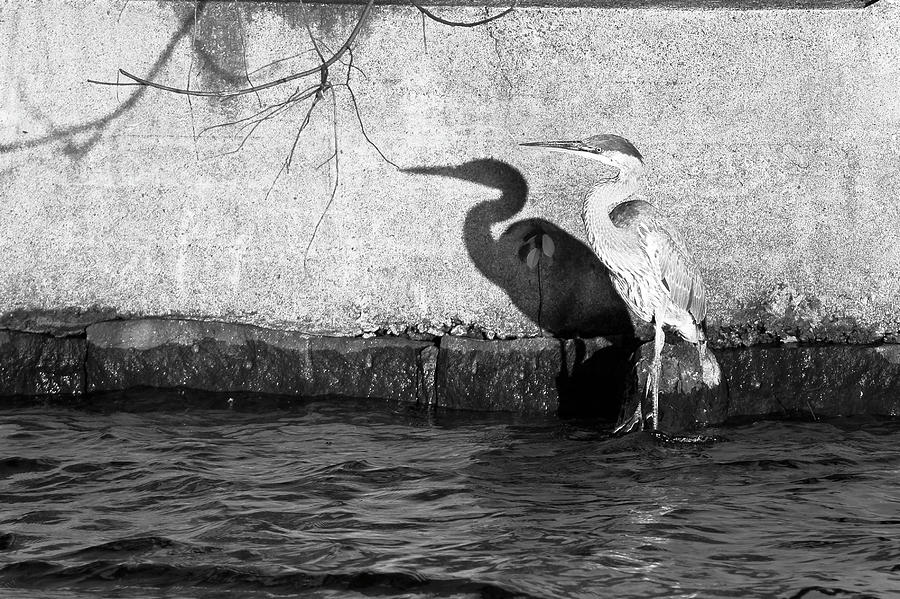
left=519, top=140, right=602, bottom=155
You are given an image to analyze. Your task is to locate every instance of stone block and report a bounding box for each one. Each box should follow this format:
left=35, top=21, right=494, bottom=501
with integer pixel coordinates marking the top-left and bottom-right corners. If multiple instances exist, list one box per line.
left=0, top=331, right=85, bottom=395
left=86, top=320, right=311, bottom=395
left=85, top=319, right=434, bottom=402
left=618, top=341, right=730, bottom=432
left=435, top=335, right=565, bottom=413
left=306, top=336, right=434, bottom=403
left=719, top=345, right=900, bottom=419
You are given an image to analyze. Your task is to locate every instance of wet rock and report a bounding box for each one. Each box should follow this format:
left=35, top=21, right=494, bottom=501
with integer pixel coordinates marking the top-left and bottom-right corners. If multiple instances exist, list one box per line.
left=0, top=306, right=122, bottom=337
left=86, top=319, right=433, bottom=402
left=718, top=344, right=900, bottom=419
left=435, top=336, right=565, bottom=413
left=306, top=336, right=433, bottom=403
left=86, top=320, right=311, bottom=395
left=0, top=330, right=85, bottom=395
left=617, top=341, right=730, bottom=433
left=417, top=345, right=439, bottom=406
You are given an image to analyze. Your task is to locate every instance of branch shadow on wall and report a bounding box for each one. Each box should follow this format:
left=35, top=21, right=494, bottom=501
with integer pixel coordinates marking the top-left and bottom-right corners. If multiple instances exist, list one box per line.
left=0, top=2, right=208, bottom=159
left=405, top=158, right=640, bottom=419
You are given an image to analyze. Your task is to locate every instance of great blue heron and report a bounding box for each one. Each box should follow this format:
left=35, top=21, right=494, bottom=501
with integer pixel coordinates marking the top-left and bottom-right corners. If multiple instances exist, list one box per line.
left=521, top=134, right=720, bottom=432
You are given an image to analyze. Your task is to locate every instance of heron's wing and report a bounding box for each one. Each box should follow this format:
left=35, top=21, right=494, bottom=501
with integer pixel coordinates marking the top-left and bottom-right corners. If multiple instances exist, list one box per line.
left=611, top=200, right=707, bottom=324
left=647, top=230, right=707, bottom=323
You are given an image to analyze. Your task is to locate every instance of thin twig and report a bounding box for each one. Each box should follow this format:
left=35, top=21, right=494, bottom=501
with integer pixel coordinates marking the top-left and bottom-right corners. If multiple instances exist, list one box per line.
left=235, top=1, right=263, bottom=108
left=315, top=149, right=337, bottom=170
left=117, top=0, right=131, bottom=24
left=413, top=3, right=515, bottom=28
left=421, top=11, right=427, bottom=53
left=343, top=83, right=399, bottom=169
left=262, top=13, right=333, bottom=196
left=315, top=38, right=369, bottom=81
left=285, top=89, right=327, bottom=173
left=207, top=85, right=323, bottom=160
left=303, top=87, right=341, bottom=275
left=282, top=10, right=332, bottom=174
left=262, top=153, right=290, bottom=204
left=187, top=66, right=199, bottom=161
left=199, top=84, right=317, bottom=137
left=187, top=1, right=200, bottom=161
left=247, top=49, right=317, bottom=77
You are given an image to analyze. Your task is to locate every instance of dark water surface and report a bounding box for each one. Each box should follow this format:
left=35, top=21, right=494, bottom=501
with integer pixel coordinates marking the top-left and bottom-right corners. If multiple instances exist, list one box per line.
left=1, top=391, right=898, bottom=599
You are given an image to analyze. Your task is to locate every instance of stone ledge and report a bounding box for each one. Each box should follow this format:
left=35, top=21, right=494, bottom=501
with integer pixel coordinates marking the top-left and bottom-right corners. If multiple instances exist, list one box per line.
left=436, top=335, right=566, bottom=413
left=85, top=319, right=435, bottom=403
left=719, top=345, right=900, bottom=419
left=1, top=319, right=899, bottom=430
left=435, top=335, right=635, bottom=414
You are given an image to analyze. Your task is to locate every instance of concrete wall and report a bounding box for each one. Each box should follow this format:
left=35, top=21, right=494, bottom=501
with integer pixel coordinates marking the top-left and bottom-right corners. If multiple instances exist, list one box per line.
left=1, top=0, right=899, bottom=339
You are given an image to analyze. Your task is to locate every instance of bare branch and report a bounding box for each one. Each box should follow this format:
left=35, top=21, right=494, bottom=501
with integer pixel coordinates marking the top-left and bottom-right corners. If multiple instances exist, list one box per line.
left=199, top=84, right=320, bottom=137
left=261, top=87, right=328, bottom=200
left=204, top=85, right=324, bottom=159
left=90, top=0, right=375, bottom=99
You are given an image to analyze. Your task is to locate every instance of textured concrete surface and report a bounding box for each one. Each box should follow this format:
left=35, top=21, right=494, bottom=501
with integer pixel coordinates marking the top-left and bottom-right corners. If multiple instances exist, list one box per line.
left=1, top=1, right=899, bottom=340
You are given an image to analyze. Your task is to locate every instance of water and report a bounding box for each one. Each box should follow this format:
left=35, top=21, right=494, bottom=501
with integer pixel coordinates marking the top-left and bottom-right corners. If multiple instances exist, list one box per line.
left=1, top=391, right=898, bottom=599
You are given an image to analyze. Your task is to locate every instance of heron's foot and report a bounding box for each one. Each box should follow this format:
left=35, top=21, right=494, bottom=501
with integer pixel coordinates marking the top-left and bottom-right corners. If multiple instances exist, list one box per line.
left=613, top=403, right=644, bottom=435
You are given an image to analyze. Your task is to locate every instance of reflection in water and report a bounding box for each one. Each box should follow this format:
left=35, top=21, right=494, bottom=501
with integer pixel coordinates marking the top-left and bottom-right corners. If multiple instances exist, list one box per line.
left=1, top=393, right=898, bottom=599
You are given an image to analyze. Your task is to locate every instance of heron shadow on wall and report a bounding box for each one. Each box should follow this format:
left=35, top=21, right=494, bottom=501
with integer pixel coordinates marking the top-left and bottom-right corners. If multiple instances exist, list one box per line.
left=404, top=158, right=638, bottom=418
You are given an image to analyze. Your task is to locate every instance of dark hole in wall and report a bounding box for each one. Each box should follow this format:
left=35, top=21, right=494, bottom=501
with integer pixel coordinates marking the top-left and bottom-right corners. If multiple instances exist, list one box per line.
left=557, top=339, right=635, bottom=420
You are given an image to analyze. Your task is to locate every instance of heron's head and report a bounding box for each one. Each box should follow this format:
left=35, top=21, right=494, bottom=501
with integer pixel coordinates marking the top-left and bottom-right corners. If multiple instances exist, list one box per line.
left=520, top=134, right=644, bottom=175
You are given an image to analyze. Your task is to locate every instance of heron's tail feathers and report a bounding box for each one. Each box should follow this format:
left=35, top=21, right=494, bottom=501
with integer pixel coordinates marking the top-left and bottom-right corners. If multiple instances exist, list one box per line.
left=697, top=339, right=722, bottom=388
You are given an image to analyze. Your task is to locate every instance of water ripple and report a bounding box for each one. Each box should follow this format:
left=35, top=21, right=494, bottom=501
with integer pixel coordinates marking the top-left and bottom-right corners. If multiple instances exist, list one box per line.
left=1, top=397, right=898, bottom=598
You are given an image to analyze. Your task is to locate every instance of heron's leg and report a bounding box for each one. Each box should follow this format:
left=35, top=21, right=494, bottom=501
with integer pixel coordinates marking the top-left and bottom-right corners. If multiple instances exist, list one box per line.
left=613, top=347, right=647, bottom=434
left=614, top=402, right=644, bottom=434
left=614, top=341, right=658, bottom=435
left=650, top=314, right=665, bottom=430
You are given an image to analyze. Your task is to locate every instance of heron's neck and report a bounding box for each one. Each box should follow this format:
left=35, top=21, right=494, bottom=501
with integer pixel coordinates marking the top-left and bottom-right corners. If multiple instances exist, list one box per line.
left=581, top=170, right=641, bottom=254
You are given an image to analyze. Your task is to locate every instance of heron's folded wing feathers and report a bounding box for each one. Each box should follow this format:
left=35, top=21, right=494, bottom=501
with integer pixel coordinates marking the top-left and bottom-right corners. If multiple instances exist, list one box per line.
left=610, top=200, right=707, bottom=324
left=645, top=229, right=706, bottom=324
